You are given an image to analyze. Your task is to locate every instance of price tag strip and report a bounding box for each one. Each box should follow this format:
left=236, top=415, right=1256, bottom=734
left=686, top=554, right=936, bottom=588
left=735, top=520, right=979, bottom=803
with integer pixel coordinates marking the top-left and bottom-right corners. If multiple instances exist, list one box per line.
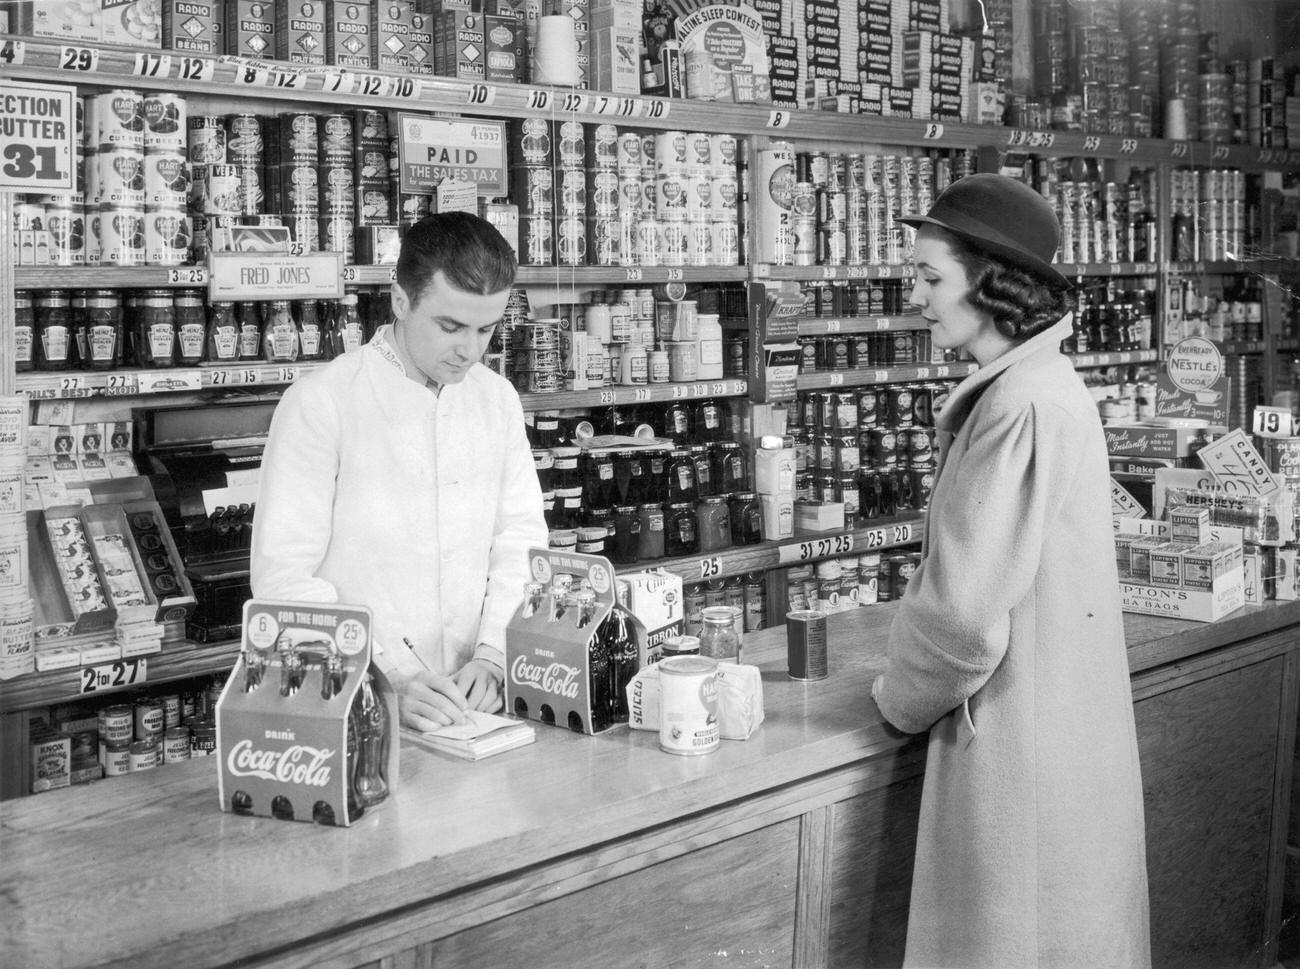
left=79, top=657, right=147, bottom=695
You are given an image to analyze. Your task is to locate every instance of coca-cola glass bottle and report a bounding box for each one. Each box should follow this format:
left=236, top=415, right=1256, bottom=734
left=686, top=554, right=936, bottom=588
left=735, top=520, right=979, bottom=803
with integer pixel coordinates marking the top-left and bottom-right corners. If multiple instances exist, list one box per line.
left=354, top=673, right=389, bottom=807
left=599, top=602, right=638, bottom=722
left=587, top=613, right=612, bottom=732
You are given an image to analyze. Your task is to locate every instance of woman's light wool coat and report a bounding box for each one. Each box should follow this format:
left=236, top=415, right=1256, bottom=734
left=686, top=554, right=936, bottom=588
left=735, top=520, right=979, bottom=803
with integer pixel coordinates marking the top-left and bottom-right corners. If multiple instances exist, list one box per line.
left=875, top=316, right=1151, bottom=969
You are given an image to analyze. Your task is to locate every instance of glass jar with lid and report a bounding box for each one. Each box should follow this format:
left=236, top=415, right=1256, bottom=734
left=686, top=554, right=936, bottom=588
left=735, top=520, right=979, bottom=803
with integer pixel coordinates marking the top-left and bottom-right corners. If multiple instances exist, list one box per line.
left=13, top=292, right=34, bottom=372
left=236, top=302, right=262, bottom=360
left=636, top=502, right=665, bottom=561
left=692, top=397, right=724, bottom=443
left=174, top=289, right=206, bottom=366
left=135, top=289, right=176, bottom=367
left=35, top=290, right=73, bottom=370
left=698, top=605, right=742, bottom=663
left=663, top=500, right=698, bottom=557
left=695, top=496, right=732, bottom=553
left=729, top=492, right=762, bottom=545
left=664, top=448, right=698, bottom=503
left=688, top=443, right=714, bottom=497
left=582, top=450, right=616, bottom=510
left=550, top=446, right=584, bottom=530
left=611, top=505, right=641, bottom=564
left=712, top=440, right=749, bottom=493
left=81, top=289, right=124, bottom=371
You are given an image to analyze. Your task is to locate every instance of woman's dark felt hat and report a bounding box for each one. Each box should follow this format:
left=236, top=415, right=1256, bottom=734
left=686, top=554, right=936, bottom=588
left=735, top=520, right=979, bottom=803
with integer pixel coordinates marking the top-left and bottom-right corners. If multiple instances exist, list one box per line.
left=900, top=173, right=1071, bottom=289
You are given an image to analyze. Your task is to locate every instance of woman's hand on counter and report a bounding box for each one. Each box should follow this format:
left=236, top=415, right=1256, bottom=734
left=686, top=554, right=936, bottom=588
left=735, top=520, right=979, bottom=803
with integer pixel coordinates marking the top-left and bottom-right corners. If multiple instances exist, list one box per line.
left=454, top=659, right=505, bottom=714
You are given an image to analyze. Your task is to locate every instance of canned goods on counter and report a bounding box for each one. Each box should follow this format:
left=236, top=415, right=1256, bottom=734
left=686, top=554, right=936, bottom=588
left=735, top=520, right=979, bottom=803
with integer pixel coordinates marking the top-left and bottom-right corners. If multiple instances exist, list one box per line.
left=280, top=112, right=320, bottom=154
left=556, top=169, right=586, bottom=217
left=163, top=725, right=191, bottom=763
left=656, top=171, right=689, bottom=220
left=516, top=166, right=555, bottom=216
left=511, top=117, right=552, bottom=167
left=190, top=719, right=217, bottom=757
left=554, top=119, right=585, bottom=168
left=557, top=218, right=586, bottom=266
left=685, top=220, right=713, bottom=265
left=99, top=704, right=135, bottom=746
left=134, top=698, right=165, bottom=739
left=520, top=216, right=554, bottom=266
left=142, top=93, right=186, bottom=151
left=587, top=123, right=618, bottom=168
left=712, top=221, right=739, bottom=266
left=658, top=655, right=720, bottom=755
left=102, top=741, right=132, bottom=776
left=640, top=172, right=658, bottom=217
left=637, top=219, right=662, bottom=267
left=587, top=169, right=620, bottom=216
left=615, top=131, right=642, bottom=169
left=92, top=89, right=145, bottom=150
left=143, top=209, right=191, bottom=266
left=45, top=204, right=86, bottom=266
left=129, top=738, right=160, bottom=771
left=204, top=165, right=241, bottom=216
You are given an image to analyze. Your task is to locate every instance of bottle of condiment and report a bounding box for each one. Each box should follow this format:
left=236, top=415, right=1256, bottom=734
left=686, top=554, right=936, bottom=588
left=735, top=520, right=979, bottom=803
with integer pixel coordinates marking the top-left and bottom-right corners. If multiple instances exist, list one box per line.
left=236, top=302, right=262, bottom=361
left=35, top=290, right=73, bottom=371
left=297, top=299, right=327, bottom=361
left=174, top=289, right=206, bottom=365
left=688, top=443, right=714, bottom=497
left=664, top=448, right=698, bottom=503
left=330, top=292, right=366, bottom=355
left=81, top=289, right=124, bottom=371
left=729, top=491, right=762, bottom=545
left=261, top=300, right=300, bottom=363
left=13, top=292, right=34, bottom=372
left=205, top=301, right=240, bottom=363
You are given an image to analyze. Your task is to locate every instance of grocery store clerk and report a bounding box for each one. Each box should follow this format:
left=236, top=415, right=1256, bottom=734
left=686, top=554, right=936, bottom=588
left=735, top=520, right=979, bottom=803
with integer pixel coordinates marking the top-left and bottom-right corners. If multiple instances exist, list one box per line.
left=251, top=212, right=547, bottom=729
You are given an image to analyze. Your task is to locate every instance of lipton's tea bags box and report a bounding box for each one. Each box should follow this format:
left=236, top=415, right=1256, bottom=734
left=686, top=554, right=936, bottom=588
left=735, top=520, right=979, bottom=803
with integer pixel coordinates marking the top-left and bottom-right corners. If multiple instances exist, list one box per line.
left=217, top=600, right=397, bottom=827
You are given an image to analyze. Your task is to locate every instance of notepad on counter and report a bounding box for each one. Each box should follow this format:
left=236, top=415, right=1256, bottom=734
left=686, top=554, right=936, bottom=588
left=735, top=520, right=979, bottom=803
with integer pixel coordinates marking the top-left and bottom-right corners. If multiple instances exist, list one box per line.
left=401, top=710, right=536, bottom=761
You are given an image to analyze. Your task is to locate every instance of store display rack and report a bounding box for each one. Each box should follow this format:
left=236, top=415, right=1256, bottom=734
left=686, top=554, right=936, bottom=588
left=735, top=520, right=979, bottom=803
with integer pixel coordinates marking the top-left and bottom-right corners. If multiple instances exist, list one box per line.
left=0, top=513, right=923, bottom=712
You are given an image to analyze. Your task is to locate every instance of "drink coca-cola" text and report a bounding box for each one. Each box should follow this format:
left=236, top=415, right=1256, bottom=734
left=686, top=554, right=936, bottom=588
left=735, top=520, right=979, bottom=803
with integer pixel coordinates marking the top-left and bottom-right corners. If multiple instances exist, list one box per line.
left=510, top=655, right=580, bottom=698
left=226, top=739, right=335, bottom=786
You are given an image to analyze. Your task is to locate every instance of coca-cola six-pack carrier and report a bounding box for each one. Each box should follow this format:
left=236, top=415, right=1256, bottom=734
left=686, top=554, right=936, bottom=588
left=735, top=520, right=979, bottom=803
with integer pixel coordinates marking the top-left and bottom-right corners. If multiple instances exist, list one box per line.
left=217, top=599, right=397, bottom=827
left=506, top=547, right=643, bottom=735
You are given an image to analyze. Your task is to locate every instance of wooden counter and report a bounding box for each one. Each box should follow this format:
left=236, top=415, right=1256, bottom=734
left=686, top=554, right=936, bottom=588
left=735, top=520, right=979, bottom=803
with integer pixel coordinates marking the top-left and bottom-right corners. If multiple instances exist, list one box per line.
left=4, top=600, right=1300, bottom=969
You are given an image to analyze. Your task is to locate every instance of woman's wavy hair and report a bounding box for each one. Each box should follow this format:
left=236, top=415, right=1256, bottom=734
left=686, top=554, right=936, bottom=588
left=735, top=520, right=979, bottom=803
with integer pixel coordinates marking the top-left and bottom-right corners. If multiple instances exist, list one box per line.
left=932, top=226, right=1075, bottom=342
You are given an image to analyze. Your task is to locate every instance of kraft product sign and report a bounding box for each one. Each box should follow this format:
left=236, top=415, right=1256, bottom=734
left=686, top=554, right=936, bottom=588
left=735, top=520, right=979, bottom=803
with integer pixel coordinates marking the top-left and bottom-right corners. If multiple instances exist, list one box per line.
left=397, top=115, right=505, bottom=196
left=0, top=80, right=76, bottom=192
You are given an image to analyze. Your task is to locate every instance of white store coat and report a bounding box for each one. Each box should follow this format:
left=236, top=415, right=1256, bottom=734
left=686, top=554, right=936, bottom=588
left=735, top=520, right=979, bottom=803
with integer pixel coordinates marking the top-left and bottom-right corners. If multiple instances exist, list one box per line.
left=251, top=326, right=547, bottom=681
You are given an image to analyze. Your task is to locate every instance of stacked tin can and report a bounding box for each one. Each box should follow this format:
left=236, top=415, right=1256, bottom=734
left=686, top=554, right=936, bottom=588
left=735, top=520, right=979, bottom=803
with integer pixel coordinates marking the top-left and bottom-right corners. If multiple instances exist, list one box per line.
left=1168, top=167, right=1246, bottom=263
left=511, top=117, right=556, bottom=265
left=352, top=111, right=392, bottom=237
left=318, top=114, right=356, bottom=260
left=586, top=124, right=622, bottom=266
left=186, top=111, right=225, bottom=260
left=141, top=93, right=191, bottom=266
left=272, top=112, right=322, bottom=253
left=225, top=111, right=265, bottom=216
left=555, top=119, right=588, bottom=267
left=0, top=397, right=32, bottom=681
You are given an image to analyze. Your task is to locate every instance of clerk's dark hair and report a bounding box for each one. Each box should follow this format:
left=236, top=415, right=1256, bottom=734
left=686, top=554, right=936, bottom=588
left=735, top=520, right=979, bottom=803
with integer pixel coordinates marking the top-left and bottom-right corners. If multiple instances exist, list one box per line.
left=935, top=226, right=1074, bottom=342
left=395, top=211, right=518, bottom=306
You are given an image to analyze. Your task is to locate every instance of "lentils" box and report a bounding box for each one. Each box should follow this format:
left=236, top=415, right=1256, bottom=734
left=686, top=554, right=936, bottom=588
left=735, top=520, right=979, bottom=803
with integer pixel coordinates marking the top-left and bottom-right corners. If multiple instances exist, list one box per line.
left=326, top=0, right=372, bottom=68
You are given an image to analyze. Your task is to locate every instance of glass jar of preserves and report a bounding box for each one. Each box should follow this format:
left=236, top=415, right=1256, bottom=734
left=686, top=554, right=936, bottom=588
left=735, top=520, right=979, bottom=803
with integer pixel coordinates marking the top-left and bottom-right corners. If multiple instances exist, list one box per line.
left=663, top=500, right=698, bottom=557
left=136, top=289, right=176, bottom=367
left=582, top=451, right=616, bottom=510
left=35, top=290, right=73, bottom=370
left=236, top=302, right=262, bottom=360
left=645, top=449, right=669, bottom=502
left=695, top=496, right=732, bottom=553
left=262, top=300, right=300, bottom=363
left=664, top=399, right=692, bottom=442
left=713, top=440, right=749, bottom=493
left=688, top=443, right=714, bottom=497
left=613, top=450, right=647, bottom=505
left=692, top=397, right=724, bottom=443
left=174, top=289, right=206, bottom=366
left=81, top=289, right=123, bottom=371
left=206, top=301, right=240, bottom=362
left=576, top=525, right=607, bottom=555
left=551, top=446, right=583, bottom=530
left=13, top=292, right=35, bottom=372
left=729, top=491, right=762, bottom=545
left=611, top=505, right=641, bottom=565
left=698, top=605, right=741, bottom=663
left=297, top=299, right=327, bottom=361
left=636, top=502, right=665, bottom=561
left=664, top=448, right=697, bottom=503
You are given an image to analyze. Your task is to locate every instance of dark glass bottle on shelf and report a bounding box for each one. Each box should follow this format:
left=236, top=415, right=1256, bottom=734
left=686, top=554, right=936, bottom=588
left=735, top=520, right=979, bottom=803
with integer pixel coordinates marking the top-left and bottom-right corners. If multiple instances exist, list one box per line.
left=664, top=399, right=692, bottom=442
left=665, top=448, right=698, bottom=503
left=689, top=443, right=715, bottom=497
left=582, top=451, right=616, bottom=510
left=81, top=289, right=124, bottom=371
left=136, top=289, right=176, bottom=368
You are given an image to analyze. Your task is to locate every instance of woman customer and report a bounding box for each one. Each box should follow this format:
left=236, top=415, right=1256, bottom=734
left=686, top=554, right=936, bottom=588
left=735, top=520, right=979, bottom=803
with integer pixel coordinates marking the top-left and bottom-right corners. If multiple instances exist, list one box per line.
left=871, top=173, right=1151, bottom=968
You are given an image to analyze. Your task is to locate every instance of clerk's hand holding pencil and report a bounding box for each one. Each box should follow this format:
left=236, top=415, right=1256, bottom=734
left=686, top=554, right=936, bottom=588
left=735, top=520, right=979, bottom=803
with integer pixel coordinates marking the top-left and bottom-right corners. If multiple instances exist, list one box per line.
left=398, top=638, right=504, bottom=731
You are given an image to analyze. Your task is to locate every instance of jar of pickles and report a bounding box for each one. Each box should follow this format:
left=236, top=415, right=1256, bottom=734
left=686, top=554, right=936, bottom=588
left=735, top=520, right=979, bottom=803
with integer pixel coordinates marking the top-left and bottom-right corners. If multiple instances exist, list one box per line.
left=663, top=500, right=698, bottom=557
left=729, top=491, right=762, bottom=545
left=35, top=290, right=73, bottom=370
left=713, top=440, right=749, bottom=493
left=665, top=448, right=698, bottom=502
left=174, top=289, right=206, bottom=366
left=136, top=289, right=176, bottom=367
left=79, top=290, right=124, bottom=370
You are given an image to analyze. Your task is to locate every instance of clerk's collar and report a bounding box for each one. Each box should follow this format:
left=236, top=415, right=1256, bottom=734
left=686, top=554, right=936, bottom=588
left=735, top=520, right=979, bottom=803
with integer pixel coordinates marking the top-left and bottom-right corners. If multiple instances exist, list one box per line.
left=371, top=323, right=443, bottom=395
